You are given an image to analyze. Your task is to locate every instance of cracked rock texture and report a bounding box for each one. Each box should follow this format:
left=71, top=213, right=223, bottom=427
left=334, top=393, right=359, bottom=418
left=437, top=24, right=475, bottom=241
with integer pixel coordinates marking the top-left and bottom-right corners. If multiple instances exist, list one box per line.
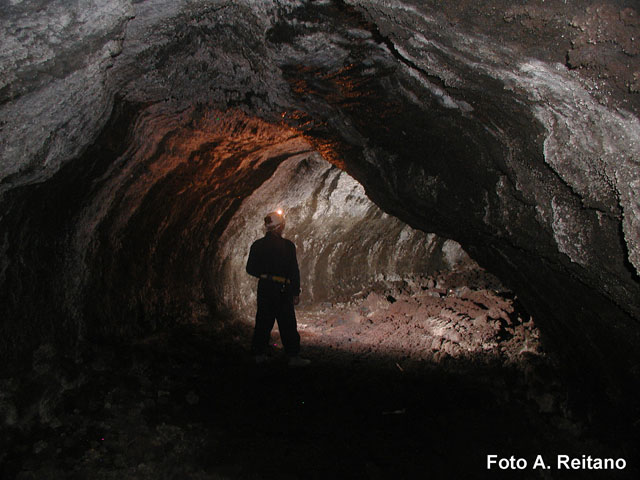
left=214, top=153, right=473, bottom=317
left=0, top=0, right=639, bottom=411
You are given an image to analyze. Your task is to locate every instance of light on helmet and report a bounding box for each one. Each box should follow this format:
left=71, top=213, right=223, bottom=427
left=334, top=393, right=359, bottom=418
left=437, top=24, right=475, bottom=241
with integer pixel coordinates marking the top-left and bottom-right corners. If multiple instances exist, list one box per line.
left=265, top=210, right=285, bottom=230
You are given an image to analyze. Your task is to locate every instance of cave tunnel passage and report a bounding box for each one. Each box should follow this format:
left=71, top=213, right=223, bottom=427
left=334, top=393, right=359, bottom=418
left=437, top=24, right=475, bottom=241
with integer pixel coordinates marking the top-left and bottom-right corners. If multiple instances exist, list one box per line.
left=2, top=0, right=640, bottom=477
left=0, top=104, right=637, bottom=480
left=213, top=146, right=540, bottom=372
left=1, top=0, right=639, bottom=408
left=0, top=98, right=540, bottom=372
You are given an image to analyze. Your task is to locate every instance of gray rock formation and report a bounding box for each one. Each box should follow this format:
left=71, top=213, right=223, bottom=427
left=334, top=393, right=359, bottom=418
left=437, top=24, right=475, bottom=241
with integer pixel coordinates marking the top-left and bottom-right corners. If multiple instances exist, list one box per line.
left=1, top=0, right=639, bottom=409
left=213, top=153, right=473, bottom=317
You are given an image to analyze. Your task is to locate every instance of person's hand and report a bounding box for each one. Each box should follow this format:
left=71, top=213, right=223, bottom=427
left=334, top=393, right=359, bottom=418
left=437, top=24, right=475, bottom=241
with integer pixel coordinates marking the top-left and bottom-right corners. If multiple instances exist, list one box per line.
left=293, top=296, right=300, bottom=306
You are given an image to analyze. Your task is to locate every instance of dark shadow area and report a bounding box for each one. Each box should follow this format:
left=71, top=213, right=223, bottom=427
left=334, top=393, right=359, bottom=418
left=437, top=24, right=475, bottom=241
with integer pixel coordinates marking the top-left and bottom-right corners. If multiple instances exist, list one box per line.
left=1, top=319, right=637, bottom=480
left=0, top=98, right=143, bottom=364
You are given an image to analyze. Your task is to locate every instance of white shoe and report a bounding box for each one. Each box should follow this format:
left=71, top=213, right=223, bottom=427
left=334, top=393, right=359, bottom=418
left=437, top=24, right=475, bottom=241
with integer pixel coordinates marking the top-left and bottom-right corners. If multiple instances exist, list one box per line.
left=288, top=356, right=311, bottom=367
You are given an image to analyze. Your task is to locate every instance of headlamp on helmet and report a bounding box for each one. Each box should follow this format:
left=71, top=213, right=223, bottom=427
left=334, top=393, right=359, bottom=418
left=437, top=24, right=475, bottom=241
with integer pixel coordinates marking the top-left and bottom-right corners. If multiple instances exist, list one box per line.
left=264, top=210, right=285, bottom=231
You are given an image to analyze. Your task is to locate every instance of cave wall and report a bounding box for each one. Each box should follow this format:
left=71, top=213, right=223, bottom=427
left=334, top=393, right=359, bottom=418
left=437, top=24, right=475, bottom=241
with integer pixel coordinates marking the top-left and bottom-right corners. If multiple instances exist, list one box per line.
left=0, top=102, right=312, bottom=356
left=1, top=0, right=639, bottom=405
left=213, top=153, right=472, bottom=318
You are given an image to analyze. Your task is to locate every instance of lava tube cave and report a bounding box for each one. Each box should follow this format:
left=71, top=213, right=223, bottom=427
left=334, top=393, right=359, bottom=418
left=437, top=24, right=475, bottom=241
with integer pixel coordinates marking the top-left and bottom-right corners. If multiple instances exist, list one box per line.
left=1, top=1, right=639, bottom=479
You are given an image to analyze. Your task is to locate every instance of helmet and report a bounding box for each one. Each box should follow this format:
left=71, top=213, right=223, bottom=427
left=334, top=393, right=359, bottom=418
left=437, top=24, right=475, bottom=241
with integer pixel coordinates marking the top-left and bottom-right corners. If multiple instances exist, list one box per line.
left=264, top=210, right=285, bottom=231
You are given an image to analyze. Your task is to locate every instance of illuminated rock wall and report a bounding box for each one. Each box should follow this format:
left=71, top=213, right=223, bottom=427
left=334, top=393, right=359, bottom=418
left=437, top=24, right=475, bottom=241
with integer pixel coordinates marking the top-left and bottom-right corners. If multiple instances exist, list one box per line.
left=213, top=153, right=471, bottom=318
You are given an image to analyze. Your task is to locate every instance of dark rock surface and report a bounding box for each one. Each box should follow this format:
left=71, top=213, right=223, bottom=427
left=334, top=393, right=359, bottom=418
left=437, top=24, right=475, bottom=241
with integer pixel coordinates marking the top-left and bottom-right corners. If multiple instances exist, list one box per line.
left=1, top=319, right=636, bottom=480
left=1, top=1, right=640, bottom=473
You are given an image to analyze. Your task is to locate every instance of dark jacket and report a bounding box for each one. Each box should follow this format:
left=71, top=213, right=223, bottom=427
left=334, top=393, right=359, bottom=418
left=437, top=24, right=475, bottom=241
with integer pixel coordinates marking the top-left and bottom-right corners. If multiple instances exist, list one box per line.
left=246, top=232, right=301, bottom=296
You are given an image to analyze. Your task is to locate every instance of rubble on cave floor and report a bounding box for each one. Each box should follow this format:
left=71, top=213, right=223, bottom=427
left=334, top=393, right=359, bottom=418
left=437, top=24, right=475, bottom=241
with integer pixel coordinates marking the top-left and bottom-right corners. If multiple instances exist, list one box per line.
left=298, top=269, right=543, bottom=368
left=289, top=265, right=563, bottom=416
left=298, top=267, right=547, bottom=365
left=1, top=268, right=636, bottom=479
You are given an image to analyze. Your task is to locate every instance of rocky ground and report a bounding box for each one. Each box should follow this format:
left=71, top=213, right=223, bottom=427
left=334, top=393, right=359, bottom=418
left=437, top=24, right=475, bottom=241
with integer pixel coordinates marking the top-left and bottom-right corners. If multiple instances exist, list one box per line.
left=297, top=266, right=540, bottom=371
left=1, top=265, right=637, bottom=479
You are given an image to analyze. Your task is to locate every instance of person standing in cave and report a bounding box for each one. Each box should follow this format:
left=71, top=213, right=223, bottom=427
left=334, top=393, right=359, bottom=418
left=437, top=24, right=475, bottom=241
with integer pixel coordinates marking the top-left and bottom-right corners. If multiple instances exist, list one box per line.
left=246, top=210, right=311, bottom=367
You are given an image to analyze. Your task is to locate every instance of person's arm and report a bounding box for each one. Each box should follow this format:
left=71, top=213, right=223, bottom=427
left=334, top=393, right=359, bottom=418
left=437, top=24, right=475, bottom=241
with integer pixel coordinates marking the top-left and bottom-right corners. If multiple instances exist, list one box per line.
left=246, top=243, right=261, bottom=278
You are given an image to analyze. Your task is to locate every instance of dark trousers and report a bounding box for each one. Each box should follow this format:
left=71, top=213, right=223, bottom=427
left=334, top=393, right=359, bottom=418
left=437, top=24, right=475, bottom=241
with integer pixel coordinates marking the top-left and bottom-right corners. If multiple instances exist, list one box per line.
left=252, top=281, right=300, bottom=357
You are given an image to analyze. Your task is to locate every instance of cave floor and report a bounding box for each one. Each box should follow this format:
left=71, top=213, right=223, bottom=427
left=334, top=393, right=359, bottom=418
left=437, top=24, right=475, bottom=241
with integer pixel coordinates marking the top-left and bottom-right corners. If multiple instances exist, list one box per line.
left=2, top=309, right=637, bottom=479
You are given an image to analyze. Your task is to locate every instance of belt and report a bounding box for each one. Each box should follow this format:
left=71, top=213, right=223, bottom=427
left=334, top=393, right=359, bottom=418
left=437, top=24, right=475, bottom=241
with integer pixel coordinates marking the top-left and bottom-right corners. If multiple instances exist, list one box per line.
left=260, top=274, right=291, bottom=285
